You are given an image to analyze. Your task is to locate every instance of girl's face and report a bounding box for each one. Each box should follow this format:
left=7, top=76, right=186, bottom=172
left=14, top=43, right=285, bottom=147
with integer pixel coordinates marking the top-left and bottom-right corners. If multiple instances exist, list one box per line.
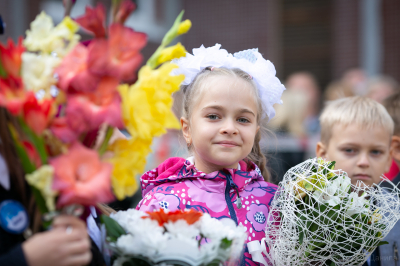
left=181, top=76, right=260, bottom=174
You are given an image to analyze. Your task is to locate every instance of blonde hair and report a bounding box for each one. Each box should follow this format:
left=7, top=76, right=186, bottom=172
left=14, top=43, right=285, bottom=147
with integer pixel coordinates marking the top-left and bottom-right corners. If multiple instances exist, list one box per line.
left=269, top=90, right=309, bottom=137
left=181, top=67, right=271, bottom=181
left=320, top=96, right=394, bottom=144
left=383, top=92, right=400, bottom=136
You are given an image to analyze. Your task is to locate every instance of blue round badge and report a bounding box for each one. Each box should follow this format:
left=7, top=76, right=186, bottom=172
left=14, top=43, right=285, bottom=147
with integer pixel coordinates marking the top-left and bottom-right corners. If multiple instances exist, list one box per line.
left=0, top=200, right=29, bottom=234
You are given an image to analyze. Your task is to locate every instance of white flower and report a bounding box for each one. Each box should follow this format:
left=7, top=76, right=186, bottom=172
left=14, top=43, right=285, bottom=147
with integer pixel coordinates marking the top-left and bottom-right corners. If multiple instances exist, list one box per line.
left=346, top=192, right=369, bottom=216
left=164, top=220, right=200, bottom=239
left=24, top=12, right=80, bottom=56
left=21, top=52, right=61, bottom=93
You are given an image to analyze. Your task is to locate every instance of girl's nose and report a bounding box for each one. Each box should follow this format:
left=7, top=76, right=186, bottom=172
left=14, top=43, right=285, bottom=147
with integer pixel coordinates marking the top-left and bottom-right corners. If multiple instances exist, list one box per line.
left=220, top=119, right=238, bottom=135
left=357, top=152, right=370, bottom=168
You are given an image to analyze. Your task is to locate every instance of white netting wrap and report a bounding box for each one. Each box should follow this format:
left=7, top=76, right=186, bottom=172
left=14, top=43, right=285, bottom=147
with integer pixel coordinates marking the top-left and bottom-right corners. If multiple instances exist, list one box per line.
left=265, top=158, right=400, bottom=266
left=171, top=44, right=286, bottom=120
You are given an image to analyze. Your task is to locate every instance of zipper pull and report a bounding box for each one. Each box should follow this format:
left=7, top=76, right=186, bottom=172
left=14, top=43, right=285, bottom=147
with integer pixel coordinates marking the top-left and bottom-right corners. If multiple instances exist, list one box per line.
left=227, top=174, right=242, bottom=209
left=236, top=193, right=242, bottom=209
left=394, top=241, right=399, bottom=262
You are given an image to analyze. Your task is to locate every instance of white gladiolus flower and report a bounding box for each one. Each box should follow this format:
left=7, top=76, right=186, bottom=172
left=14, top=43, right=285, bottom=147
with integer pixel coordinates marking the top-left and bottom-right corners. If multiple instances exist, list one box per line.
left=21, top=52, right=61, bottom=93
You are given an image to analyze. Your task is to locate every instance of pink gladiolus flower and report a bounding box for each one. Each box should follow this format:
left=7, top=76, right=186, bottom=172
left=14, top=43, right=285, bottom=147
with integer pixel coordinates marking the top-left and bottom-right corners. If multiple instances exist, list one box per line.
left=51, top=142, right=114, bottom=207
left=75, top=3, right=106, bottom=38
left=65, top=76, right=123, bottom=134
left=56, top=43, right=100, bottom=93
left=50, top=117, right=79, bottom=143
left=87, top=23, right=147, bottom=82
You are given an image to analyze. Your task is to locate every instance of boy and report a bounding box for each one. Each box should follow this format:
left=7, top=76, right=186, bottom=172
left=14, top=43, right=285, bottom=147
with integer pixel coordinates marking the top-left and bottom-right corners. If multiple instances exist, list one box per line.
left=316, top=96, right=398, bottom=266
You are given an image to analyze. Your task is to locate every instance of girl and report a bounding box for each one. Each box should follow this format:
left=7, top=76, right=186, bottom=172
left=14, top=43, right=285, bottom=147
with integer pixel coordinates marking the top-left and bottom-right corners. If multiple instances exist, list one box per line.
left=136, top=44, right=285, bottom=265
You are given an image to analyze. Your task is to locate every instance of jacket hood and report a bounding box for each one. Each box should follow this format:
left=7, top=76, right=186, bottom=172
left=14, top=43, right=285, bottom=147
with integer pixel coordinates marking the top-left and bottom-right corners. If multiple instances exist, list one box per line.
left=140, top=157, right=265, bottom=196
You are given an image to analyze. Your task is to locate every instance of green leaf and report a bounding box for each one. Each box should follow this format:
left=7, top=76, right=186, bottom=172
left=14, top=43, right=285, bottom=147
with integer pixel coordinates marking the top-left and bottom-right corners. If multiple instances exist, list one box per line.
left=18, top=118, right=48, bottom=165
left=0, top=57, right=7, bottom=78
left=100, top=214, right=126, bottom=241
left=13, top=139, right=36, bottom=174
left=377, top=241, right=389, bottom=246
left=220, top=237, right=233, bottom=249
left=98, top=127, right=114, bottom=156
left=31, top=186, right=49, bottom=214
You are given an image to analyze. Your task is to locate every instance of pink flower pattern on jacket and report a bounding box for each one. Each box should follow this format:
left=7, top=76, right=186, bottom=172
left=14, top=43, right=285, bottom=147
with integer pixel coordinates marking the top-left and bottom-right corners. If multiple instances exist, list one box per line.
left=136, top=157, right=277, bottom=266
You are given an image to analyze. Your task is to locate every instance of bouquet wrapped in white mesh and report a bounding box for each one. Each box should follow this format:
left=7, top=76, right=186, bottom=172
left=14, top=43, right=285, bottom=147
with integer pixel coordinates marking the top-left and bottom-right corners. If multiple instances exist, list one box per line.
left=263, top=158, right=400, bottom=266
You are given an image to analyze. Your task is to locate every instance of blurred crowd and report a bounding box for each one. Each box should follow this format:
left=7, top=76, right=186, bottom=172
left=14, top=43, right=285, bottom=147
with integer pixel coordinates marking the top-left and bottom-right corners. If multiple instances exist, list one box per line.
left=266, top=69, right=400, bottom=183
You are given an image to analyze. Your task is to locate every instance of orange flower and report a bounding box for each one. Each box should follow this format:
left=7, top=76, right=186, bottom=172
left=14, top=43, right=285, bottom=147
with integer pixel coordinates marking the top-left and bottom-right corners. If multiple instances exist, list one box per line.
left=75, top=3, right=106, bottom=38
left=51, top=142, right=114, bottom=207
left=0, top=76, right=28, bottom=115
left=22, top=92, right=54, bottom=135
left=87, top=23, right=147, bottom=82
left=0, top=37, right=24, bottom=78
left=143, top=209, right=203, bottom=226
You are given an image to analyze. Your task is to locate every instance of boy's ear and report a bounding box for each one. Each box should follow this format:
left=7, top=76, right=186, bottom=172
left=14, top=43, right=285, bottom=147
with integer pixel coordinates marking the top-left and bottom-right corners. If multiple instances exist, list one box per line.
left=180, top=117, right=191, bottom=144
left=316, top=141, right=328, bottom=159
left=390, top=135, right=400, bottom=164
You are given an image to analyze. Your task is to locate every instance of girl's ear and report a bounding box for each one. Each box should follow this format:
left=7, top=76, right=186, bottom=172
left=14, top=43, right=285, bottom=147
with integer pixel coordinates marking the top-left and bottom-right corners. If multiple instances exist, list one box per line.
left=316, top=141, right=328, bottom=159
left=180, top=117, right=191, bottom=144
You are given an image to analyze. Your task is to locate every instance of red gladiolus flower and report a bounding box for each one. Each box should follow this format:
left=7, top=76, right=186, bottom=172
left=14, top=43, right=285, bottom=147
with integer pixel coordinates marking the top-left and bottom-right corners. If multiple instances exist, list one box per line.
left=114, top=0, right=136, bottom=24
left=51, top=142, right=114, bottom=207
left=56, top=43, right=100, bottom=93
left=0, top=37, right=24, bottom=78
left=65, top=76, right=123, bottom=134
left=22, top=93, right=54, bottom=135
left=88, top=23, right=147, bottom=82
left=0, top=76, right=28, bottom=115
left=75, top=3, right=106, bottom=38
left=144, top=209, right=203, bottom=226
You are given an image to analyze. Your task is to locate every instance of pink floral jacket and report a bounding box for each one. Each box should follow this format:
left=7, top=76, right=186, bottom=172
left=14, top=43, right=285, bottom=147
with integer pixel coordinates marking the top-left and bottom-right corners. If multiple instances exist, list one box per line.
left=136, top=157, right=277, bottom=266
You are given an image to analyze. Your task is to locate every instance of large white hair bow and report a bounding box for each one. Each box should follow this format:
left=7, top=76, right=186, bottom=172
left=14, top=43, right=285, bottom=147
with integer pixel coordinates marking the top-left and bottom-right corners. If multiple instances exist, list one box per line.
left=172, top=44, right=286, bottom=120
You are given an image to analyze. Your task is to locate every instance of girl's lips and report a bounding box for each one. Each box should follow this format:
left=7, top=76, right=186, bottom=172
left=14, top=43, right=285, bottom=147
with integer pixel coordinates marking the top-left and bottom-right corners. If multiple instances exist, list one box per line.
left=216, top=141, right=239, bottom=147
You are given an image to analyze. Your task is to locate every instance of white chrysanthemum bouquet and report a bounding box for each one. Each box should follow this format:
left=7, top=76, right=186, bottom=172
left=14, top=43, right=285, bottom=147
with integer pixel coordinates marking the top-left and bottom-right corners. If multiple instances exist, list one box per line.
left=101, top=209, right=247, bottom=266
left=263, top=158, right=400, bottom=266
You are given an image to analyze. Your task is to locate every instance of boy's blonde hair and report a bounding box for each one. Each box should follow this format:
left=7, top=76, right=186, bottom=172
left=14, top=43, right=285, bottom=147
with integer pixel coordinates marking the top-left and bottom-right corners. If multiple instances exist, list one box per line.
left=320, top=96, right=394, bottom=144
left=383, top=92, right=400, bottom=136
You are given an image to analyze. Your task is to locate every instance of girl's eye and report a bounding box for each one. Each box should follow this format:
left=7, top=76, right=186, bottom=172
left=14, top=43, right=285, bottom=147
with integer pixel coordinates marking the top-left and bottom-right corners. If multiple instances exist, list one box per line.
left=237, top=117, right=250, bottom=123
left=207, top=114, right=219, bottom=120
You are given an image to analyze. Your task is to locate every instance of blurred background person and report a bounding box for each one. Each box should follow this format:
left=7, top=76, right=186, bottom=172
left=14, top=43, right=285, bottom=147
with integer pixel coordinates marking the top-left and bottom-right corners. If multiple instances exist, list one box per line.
left=284, top=72, right=321, bottom=135
left=366, top=75, right=399, bottom=104
left=266, top=90, right=309, bottom=183
left=324, top=80, right=355, bottom=101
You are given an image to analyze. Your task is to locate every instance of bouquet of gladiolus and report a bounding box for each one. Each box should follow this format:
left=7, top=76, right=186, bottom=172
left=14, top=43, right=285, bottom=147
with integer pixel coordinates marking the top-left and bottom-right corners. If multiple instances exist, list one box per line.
left=250, top=158, right=400, bottom=266
left=101, top=209, right=247, bottom=266
left=0, top=0, right=191, bottom=222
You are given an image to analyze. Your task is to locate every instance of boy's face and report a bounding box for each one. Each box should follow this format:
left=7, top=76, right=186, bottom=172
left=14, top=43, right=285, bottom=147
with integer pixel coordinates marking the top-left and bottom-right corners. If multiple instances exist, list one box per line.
left=316, top=123, right=392, bottom=187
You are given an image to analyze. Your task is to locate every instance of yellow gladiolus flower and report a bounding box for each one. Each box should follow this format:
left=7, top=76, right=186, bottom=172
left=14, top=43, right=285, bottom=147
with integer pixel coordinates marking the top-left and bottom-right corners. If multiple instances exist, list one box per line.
left=177, top=19, right=192, bottom=35
left=156, top=42, right=187, bottom=66
left=118, top=63, right=184, bottom=141
left=108, top=138, right=152, bottom=200
left=25, top=165, right=58, bottom=212
left=24, top=12, right=80, bottom=57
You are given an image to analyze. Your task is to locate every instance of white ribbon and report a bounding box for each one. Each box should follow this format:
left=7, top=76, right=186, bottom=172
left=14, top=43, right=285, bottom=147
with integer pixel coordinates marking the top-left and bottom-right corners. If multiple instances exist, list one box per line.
left=247, top=238, right=269, bottom=266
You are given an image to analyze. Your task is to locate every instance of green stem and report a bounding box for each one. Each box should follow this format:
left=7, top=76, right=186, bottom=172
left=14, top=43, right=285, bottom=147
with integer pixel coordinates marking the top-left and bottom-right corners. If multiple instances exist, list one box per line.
left=98, top=127, right=114, bottom=156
